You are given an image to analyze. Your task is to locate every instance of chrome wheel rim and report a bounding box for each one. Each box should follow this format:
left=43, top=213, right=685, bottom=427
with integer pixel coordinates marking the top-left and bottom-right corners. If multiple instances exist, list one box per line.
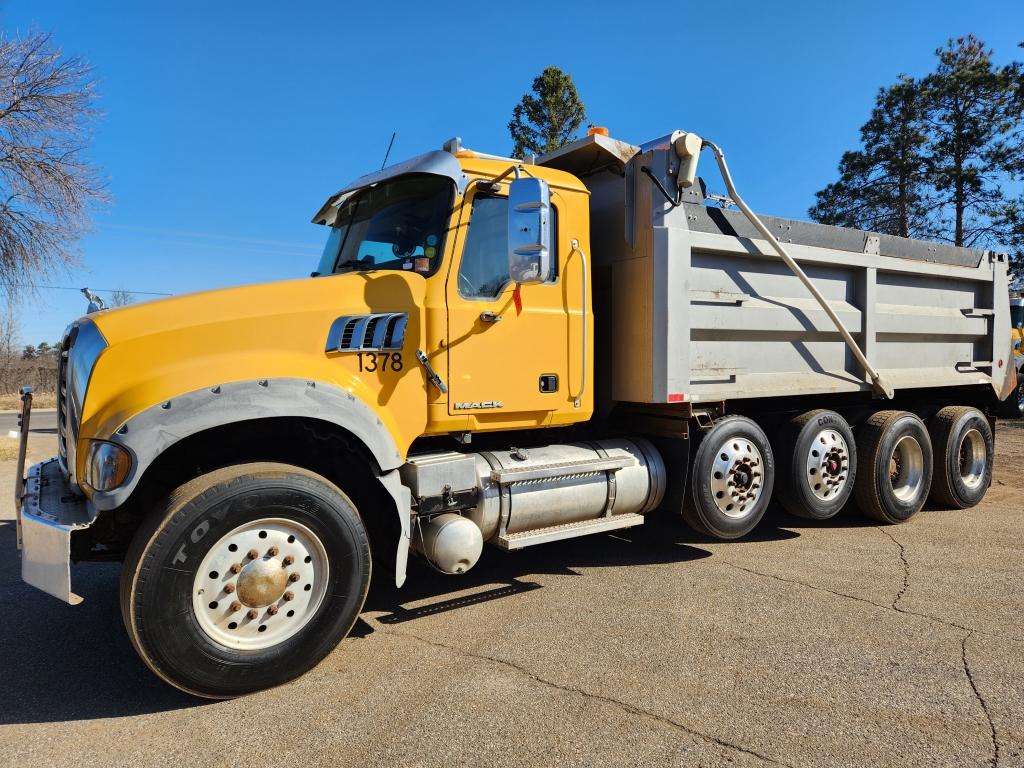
left=889, top=436, right=924, bottom=502
left=957, top=428, right=986, bottom=490
left=710, top=436, right=764, bottom=518
left=805, top=428, right=850, bottom=501
left=192, top=518, right=329, bottom=650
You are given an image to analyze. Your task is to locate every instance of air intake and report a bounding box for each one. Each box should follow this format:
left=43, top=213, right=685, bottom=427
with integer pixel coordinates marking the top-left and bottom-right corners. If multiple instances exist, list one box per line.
left=325, top=313, right=408, bottom=353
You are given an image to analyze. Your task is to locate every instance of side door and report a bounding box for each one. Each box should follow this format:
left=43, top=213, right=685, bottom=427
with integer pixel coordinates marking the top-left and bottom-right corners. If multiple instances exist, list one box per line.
left=445, top=189, right=570, bottom=419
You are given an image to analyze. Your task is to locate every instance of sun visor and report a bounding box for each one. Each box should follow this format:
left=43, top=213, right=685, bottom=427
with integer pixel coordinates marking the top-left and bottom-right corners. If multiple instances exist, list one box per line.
left=311, top=150, right=469, bottom=225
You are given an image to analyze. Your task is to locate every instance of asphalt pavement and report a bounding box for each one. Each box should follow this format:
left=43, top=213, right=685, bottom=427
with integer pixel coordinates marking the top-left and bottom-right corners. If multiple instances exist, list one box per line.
left=1, top=425, right=1022, bottom=768
left=0, top=409, right=57, bottom=435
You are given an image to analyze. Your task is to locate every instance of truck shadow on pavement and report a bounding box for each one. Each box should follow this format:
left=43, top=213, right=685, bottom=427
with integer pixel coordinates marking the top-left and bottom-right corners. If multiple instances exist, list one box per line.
left=0, top=511, right=799, bottom=724
left=365, top=511, right=801, bottom=625
left=0, top=521, right=200, bottom=725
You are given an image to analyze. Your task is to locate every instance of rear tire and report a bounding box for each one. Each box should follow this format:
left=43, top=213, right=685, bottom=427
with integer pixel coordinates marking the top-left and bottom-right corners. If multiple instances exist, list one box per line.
left=778, top=409, right=857, bottom=520
left=853, top=411, right=933, bottom=524
left=683, top=415, right=775, bottom=539
left=928, top=406, right=993, bottom=509
left=120, top=462, right=371, bottom=699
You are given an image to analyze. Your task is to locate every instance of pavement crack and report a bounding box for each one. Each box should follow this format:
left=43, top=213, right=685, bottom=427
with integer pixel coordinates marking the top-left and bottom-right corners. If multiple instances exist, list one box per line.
left=722, top=563, right=884, bottom=610
left=876, top=526, right=910, bottom=610
left=961, top=632, right=1000, bottom=768
left=380, top=627, right=792, bottom=767
left=719, top=562, right=1023, bottom=645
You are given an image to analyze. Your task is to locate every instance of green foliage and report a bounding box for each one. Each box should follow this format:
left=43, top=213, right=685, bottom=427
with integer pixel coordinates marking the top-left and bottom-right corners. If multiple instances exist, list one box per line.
left=811, top=35, right=1024, bottom=272
left=508, top=66, right=586, bottom=158
left=810, top=77, right=934, bottom=239
left=924, top=35, right=1021, bottom=248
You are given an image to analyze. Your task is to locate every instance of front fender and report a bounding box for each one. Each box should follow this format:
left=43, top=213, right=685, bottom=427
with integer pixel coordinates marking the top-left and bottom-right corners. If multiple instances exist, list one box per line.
left=88, top=378, right=412, bottom=586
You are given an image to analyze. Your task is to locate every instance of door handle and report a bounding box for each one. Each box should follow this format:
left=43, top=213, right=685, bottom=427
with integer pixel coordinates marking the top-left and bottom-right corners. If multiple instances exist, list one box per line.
left=479, top=311, right=501, bottom=323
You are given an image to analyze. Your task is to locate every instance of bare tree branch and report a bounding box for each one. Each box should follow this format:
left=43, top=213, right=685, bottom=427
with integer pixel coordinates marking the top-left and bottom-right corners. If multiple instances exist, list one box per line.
left=0, top=30, right=107, bottom=297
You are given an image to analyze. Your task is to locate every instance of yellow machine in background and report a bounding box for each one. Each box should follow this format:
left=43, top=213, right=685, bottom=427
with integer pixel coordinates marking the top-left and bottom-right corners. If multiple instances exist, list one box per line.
left=1002, top=296, right=1024, bottom=416
left=13, top=130, right=1017, bottom=698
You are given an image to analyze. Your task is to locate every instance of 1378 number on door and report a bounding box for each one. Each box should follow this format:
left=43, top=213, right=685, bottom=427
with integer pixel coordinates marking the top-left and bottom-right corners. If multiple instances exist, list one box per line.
left=356, top=352, right=403, bottom=373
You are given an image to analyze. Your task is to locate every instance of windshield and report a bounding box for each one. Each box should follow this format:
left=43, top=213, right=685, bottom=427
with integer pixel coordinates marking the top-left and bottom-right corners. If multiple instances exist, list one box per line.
left=1012, top=303, right=1024, bottom=328
left=316, top=174, right=453, bottom=276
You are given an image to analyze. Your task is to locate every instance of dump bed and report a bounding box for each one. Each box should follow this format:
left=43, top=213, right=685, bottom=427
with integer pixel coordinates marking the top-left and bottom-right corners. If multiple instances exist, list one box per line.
left=540, top=134, right=1012, bottom=406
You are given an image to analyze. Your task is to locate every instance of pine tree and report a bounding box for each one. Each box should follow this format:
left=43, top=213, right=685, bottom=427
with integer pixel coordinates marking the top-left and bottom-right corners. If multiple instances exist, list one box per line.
left=923, top=35, right=1020, bottom=248
left=809, top=77, right=933, bottom=238
left=508, top=66, right=586, bottom=158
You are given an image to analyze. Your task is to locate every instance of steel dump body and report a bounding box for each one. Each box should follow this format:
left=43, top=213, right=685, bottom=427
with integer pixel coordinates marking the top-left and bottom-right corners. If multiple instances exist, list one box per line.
left=540, top=134, right=1012, bottom=406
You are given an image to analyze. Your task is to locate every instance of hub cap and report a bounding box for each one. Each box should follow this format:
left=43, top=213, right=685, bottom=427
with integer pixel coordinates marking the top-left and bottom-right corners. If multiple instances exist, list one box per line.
left=805, top=428, right=850, bottom=501
left=889, top=436, right=925, bottom=502
left=192, top=518, right=329, bottom=650
left=710, top=437, right=764, bottom=518
left=957, top=428, right=986, bottom=490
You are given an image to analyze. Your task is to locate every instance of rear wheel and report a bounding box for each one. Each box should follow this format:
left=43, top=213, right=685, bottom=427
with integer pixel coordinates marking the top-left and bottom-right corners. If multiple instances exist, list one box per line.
left=778, top=409, right=856, bottom=520
left=683, top=415, right=775, bottom=539
left=120, top=462, right=371, bottom=699
left=928, top=406, right=993, bottom=509
left=853, top=411, right=933, bottom=524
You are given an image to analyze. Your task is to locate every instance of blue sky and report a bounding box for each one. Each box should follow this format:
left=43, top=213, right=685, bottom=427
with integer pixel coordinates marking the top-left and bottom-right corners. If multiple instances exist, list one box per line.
left=3, top=0, right=1023, bottom=343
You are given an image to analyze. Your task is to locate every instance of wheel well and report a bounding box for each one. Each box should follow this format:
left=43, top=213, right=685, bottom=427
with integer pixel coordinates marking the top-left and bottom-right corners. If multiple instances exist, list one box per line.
left=72, top=417, right=401, bottom=571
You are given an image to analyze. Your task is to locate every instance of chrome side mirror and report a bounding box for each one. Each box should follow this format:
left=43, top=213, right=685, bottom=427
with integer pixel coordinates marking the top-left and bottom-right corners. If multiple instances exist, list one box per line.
left=507, top=177, right=552, bottom=285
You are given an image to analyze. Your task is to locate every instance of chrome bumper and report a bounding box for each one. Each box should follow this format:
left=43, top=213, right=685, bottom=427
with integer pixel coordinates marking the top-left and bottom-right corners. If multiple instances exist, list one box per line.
left=17, top=457, right=96, bottom=605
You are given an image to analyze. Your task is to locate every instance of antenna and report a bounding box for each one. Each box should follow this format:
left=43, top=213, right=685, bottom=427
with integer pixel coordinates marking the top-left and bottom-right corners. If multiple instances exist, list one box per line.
left=381, top=132, right=396, bottom=169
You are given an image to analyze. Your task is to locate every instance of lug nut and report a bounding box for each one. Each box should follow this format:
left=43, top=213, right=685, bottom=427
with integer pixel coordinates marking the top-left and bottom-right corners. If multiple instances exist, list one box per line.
left=247, top=609, right=259, bottom=620
left=283, top=591, right=295, bottom=601
left=247, top=549, right=259, bottom=560
left=230, top=563, right=242, bottom=574
left=267, top=546, right=279, bottom=557
left=282, top=555, right=294, bottom=566
left=267, top=605, right=279, bottom=616
left=229, top=601, right=242, bottom=612
left=223, top=583, right=236, bottom=594
left=289, top=572, right=301, bottom=583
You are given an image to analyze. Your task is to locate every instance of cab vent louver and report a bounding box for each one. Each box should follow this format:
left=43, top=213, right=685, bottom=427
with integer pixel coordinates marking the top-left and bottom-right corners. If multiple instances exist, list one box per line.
left=325, top=313, right=408, bottom=353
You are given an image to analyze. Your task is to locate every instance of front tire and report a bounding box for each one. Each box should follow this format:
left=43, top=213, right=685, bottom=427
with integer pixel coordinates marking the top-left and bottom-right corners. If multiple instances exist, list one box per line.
left=683, top=415, right=775, bottom=539
left=120, top=462, right=371, bottom=699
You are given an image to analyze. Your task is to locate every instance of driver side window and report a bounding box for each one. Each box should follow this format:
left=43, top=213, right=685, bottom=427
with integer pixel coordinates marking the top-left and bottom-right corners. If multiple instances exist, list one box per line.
left=458, top=194, right=557, bottom=299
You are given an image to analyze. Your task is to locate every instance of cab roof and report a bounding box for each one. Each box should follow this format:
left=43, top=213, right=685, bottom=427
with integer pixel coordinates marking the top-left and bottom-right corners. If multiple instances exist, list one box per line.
left=312, top=138, right=587, bottom=226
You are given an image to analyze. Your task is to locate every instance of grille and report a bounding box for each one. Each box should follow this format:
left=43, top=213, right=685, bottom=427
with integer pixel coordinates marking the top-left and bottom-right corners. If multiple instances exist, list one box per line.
left=325, top=313, right=407, bottom=353
left=56, top=336, right=70, bottom=475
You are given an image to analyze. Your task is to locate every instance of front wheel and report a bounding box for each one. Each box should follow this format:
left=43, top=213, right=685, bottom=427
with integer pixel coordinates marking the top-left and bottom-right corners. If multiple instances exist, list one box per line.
left=120, top=463, right=371, bottom=699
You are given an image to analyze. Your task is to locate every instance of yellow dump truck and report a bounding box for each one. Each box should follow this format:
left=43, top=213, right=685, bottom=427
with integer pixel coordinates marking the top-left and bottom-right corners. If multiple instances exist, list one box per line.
left=14, top=130, right=1017, bottom=697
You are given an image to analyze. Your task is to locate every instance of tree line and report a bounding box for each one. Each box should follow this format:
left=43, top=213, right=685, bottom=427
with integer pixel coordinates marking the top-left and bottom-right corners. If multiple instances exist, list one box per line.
left=809, top=36, right=1023, bottom=268
left=510, top=41, right=1024, bottom=274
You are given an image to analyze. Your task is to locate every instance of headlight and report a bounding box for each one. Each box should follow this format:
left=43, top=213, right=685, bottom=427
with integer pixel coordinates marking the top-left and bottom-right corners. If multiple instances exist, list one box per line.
left=86, top=441, right=132, bottom=491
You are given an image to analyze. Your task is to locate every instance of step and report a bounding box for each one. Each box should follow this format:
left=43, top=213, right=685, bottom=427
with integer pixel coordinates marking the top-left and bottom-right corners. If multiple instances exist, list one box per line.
left=495, top=513, right=645, bottom=550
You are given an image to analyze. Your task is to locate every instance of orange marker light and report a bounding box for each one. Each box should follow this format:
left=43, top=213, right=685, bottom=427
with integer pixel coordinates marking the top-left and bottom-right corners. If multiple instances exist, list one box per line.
left=587, top=126, right=609, bottom=137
